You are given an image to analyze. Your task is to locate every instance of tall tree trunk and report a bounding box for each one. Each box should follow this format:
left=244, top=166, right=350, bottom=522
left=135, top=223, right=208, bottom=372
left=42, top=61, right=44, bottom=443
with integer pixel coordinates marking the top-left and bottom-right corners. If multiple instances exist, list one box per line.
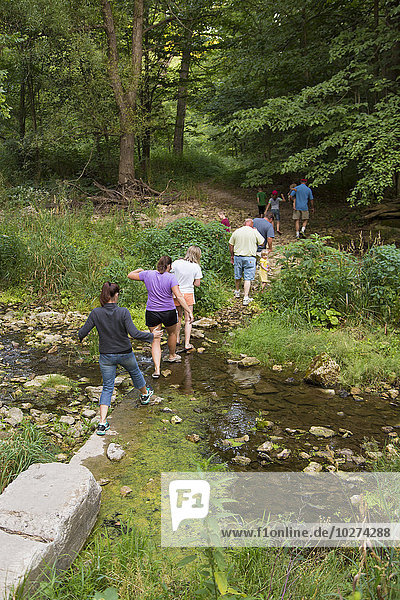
left=173, top=28, right=193, bottom=154
left=101, top=0, right=143, bottom=186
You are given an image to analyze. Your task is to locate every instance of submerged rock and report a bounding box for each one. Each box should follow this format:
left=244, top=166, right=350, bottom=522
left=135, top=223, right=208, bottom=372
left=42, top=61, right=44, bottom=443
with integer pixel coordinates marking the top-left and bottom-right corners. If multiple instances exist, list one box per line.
left=257, top=440, right=274, bottom=453
left=232, top=455, right=251, bottom=466
left=309, top=426, right=335, bottom=438
left=304, top=353, right=340, bottom=386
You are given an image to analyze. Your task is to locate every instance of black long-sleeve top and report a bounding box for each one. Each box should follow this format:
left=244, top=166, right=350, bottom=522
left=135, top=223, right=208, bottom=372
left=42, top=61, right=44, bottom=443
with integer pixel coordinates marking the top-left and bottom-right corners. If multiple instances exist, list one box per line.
left=78, top=304, right=153, bottom=354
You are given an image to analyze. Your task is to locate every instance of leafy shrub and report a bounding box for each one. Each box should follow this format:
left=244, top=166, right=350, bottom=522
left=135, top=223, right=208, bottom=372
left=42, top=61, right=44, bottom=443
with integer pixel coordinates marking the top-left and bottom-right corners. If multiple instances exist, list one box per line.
left=361, top=245, right=400, bottom=321
left=194, top=272, right=231, bottom=315
left=131, top=218, right=231, bottom=276
left=102, top=257, right=148, bottom=308
left=0, top=232, right=29, bottom=284
left=264, top=235, right=357, bottom=325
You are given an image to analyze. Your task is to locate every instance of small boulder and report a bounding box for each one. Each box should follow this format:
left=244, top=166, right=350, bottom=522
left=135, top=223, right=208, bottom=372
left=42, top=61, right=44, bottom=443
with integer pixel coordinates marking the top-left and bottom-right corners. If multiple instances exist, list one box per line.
left=186, top=434, right=200, bottom=443
left=107, top=443, right=125, bottom=461
left=303, top=461, right=323, bottom=473
left=120, top=486, right=133, bottom=497
left=192, top=317, right=217, bottom=329
left=277, top=449, right=291, bottom=460
left=238, top=356, right=260, bottom=368
left=170, top=415, right=182, bottom=424
left=59, top=415, right=75, bottom=426
left=304, top=353, right=340, bottom=386
left=257, top=440, right=273, bottom=453
left=232, top=455, right=251, bottom=466
left=82, top=409, right=97, bottom=419
left=309, top=426, right=335, bottom=438
left=6, top=407, right=24, bottom=424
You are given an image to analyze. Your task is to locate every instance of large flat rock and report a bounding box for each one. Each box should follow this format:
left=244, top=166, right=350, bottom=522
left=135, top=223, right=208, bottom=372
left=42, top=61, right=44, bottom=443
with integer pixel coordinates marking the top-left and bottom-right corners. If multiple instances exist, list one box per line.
left=0, top=462, right=101, bottom=598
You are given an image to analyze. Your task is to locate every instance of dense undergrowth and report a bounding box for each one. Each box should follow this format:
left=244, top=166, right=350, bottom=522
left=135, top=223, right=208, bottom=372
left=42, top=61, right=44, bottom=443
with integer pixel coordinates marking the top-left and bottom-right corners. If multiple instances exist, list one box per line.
left=230, top=235, right=400, bottom=387
left=26, top=525, right=400, bottom=600
left=0, top=195, right=231, bottom=316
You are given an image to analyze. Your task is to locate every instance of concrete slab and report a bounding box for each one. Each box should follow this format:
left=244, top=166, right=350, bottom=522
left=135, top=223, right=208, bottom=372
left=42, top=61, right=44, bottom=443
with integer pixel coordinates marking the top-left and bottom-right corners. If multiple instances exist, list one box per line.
left=0, top=462, right=101, bottom=598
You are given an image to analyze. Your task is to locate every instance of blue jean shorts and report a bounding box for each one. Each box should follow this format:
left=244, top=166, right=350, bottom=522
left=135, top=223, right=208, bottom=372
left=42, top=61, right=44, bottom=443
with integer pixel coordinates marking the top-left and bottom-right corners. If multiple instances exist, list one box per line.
left=272, top=208, right=280, bottom=221
left=234, top=256, right=256, bottom=280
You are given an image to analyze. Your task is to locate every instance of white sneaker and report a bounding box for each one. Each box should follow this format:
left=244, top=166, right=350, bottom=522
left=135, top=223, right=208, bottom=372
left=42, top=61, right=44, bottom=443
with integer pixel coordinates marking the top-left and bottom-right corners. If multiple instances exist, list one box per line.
left=243, top=297, right=253, bottom=306
left=234, top=290, right=241, bottom=298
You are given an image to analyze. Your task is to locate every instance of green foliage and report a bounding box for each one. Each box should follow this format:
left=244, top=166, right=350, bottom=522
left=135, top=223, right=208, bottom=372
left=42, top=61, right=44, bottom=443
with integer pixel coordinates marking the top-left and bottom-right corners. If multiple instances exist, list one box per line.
left=230, top=311, right=400, bottom=387
left=0, top=232, right=28, bottom=284
left=92, top=587, right=119, bottom=600
left=0, top=423, right=54, bottom=493
left=264, top=237, right=399, bottom=325
left=133, top=218, right=231, bottom=276
left=264, top=235, right=357, bottom=324
left=361, top=245, right=400, bottom=321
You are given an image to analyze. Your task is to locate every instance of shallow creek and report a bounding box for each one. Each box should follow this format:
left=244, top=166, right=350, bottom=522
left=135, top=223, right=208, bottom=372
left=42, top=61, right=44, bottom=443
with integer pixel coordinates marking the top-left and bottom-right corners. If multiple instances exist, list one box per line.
left=1, top=325, right=399, bottom=475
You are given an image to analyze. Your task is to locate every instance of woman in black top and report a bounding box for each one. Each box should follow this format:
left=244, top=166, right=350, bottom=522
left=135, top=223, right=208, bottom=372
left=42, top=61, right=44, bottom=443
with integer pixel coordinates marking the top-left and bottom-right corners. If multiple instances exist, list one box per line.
left=78, top=282, right=162, bottom=435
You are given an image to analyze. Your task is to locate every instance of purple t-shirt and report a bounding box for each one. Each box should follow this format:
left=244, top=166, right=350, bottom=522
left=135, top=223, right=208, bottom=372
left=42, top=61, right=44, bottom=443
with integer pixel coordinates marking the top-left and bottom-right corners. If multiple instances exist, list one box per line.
left=139, top=270, right=178, bottom=311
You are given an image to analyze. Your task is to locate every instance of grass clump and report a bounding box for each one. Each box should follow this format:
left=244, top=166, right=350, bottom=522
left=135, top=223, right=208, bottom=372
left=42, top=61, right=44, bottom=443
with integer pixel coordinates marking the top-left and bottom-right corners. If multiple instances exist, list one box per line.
left=0, top=423, right=54, bottom=493
left=230, top=312, right=400, bottom=387
left=27, top=524, right=400, bottom=599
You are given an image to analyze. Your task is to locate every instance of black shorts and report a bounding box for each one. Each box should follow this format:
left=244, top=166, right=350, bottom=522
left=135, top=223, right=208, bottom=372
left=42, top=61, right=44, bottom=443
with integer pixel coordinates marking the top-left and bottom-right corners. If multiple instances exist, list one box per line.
left=145, top=309, right=178, bottom=328
left=258, top=205, right=266, bottom=216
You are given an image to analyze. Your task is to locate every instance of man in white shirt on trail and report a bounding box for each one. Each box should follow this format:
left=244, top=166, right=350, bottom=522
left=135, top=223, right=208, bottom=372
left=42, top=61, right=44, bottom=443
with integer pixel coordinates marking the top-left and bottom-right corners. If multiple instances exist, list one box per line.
left=228, top=218, right=265, bottom=306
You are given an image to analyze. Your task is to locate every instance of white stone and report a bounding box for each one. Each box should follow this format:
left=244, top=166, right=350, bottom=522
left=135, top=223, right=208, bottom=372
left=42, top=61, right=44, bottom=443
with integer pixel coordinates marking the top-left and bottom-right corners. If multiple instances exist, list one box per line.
left=59, top=415, right=75, bottom=426
left=82, top=409, right=97, bottom=419
left=106, top=443, right=125, bottom=461
left=6, top=407, right=24, bottom=424
left=0, top=463, right=101, bottom=598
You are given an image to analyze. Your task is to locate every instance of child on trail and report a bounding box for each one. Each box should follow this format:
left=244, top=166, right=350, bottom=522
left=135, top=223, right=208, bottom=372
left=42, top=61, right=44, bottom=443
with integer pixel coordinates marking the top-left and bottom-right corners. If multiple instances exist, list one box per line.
left=218, top=211, right=231, bottom=233
left=256, top=187, right=267, bottom=217
left=288, top=183, right=297, bottom=201
left=266, top=190, right=285, bottom=235
left=259, top=249, right=269, bottom=289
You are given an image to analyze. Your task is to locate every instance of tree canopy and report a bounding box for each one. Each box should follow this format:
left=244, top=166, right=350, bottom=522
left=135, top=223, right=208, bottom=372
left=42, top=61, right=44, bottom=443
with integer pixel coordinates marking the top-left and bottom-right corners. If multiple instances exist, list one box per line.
left=0, top=0, right=398, bottom=202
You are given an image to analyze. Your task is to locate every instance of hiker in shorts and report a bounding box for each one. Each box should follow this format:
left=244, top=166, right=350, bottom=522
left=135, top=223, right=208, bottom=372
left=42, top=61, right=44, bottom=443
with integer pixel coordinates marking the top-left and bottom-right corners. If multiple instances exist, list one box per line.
left=291, top=178, right=314, bottom=239
left=128, top=256, right=194, bottom=378
left=266, top=190, right=285, bottom=235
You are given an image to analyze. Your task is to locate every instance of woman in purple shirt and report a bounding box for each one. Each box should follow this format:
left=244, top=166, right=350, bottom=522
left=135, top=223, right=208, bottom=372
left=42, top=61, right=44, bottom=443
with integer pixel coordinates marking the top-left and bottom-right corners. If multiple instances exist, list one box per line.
left=128, top=256, right=194, bottom=378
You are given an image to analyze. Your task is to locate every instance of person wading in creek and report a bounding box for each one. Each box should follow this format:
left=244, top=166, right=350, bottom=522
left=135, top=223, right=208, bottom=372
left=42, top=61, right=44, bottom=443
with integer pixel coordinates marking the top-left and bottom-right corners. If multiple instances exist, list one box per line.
left=78, top=282, right=162, bottom=435
left=128, top=255, right=194, bottom=379
left=171, top=245, right=203, bottom=353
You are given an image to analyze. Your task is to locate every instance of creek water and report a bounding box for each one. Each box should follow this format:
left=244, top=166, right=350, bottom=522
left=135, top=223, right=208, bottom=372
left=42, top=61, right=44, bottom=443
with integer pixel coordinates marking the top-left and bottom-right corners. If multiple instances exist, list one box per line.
left=1, top=328, right=399, bottom=473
